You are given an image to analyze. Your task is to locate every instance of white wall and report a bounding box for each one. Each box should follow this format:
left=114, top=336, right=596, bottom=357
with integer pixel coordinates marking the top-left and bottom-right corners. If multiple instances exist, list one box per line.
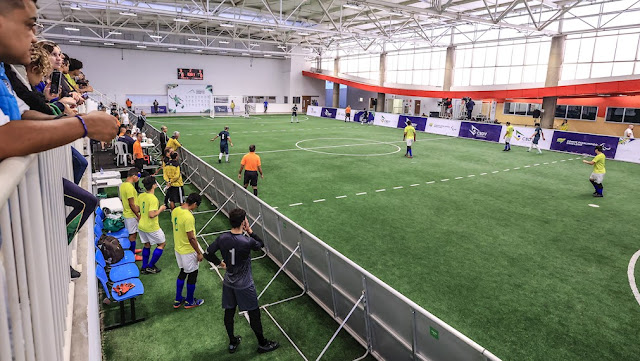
left=284, top=49, right=326, bottom=105
left=63, top=45, right=288, bottom=106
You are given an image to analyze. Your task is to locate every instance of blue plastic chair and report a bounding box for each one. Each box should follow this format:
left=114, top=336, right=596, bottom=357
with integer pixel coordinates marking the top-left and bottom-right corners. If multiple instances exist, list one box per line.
left=95, top=247, right=134, bottom=267
left=94, top=223, right=103, bottom=238
left=95, top=206, right=105, bottom=220
left=95, top=249, right=139, bottom=282
left=96, top=264, right=145, bottom=330
left=107, top=227, right=129, bottom=240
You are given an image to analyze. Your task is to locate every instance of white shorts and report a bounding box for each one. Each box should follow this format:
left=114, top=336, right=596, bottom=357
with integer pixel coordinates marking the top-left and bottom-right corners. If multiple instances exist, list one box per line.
left=590, top=172, right=605, bottom=184
left=175, top=251, right=199, bottom=273
left=139, top=229, right=166, bottom=245
left=504, top=136, right=512, bottom=143
left=124, top=217, right=138, bottom=235
left=406, top=139, right=414, bottom=146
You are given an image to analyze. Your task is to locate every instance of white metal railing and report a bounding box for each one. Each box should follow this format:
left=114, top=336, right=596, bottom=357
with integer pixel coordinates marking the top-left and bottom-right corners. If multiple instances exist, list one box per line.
left=0, top=145, right=73, bottom=361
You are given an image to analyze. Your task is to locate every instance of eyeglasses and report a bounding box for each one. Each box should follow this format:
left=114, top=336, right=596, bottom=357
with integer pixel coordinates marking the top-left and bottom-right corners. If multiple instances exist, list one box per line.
left=33, top=23, right=44, bottom=36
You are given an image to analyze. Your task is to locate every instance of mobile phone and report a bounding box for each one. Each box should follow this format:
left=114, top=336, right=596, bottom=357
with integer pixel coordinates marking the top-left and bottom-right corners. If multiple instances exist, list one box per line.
left=50, top=70, right=62, bottom=94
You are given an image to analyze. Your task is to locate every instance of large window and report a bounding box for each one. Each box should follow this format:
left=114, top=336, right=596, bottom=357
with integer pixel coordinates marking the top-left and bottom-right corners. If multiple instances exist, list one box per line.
left=454, top=39, right=550, bottom=86
left=385, top=49, right=446, bottom=87
left=320, top=58, right=333, bottom=72
left=339, top=54, right=380, bottom=81
left=561, top=33, right=640, bottom=80
left=555, top=105, right=598, bottom=121
left=503, top=102, right=541, bottom=116
left=606, top=107, right=640, bottom=123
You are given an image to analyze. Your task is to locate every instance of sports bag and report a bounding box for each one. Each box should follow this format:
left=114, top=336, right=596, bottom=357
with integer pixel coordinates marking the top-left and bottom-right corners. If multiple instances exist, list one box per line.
left=97, top=235, right=124, bottom=264
left=103, top=215, right=125, bottom=232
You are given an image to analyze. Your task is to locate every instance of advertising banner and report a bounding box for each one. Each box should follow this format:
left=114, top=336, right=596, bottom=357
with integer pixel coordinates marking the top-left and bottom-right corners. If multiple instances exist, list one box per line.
left=499, top=126, right=554, bottom=150
left=425, top=118, right=461, bottom=137
left=214, top=106, right=228, bottom=113
left=306, top=106, right=322, bottom=117
left=321, top=107, right=337, bottom=119
left=458, top=122, right=502, bottom=142
left=614, top=138, right=640, bottom=163
left=550, top=131, right=618, bottom=158
left=398, top=115, right=427, bottom=131
left=354, top=111, right=374, bottom=123
left=373, top=112, right=400, bottom=128
left=167, top=84, right=212, bottom=113
left=336, top=108, right=346, bottom=120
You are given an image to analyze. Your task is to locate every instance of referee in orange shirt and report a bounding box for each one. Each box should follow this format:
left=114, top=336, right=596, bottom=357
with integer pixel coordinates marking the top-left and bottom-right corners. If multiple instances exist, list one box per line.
left=238, top=144, right=264, bottom=197
left=133, top=133, right=145, bottom=191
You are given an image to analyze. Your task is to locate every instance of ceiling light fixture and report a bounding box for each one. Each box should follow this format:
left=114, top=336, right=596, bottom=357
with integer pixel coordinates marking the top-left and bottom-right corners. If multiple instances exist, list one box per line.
left=149, top=34, right=162, bottom=39
left=250, top=43, right=259, bottom=47
left=188, top=38, right=199, bottom=42
left=264, top=54, right=272, bottom=57
left=173, top=17, right=190, bottom=23
left=242, top=53, right=249, bottom=56
left=195, top=49, right=203, bottom=52
left=168, top=47, right=178, bottom=50
left=220, top=23, right=235, bottom=28
left=263, top=28, right=275, bottom=32
left=69, top=4, right=81, bottom=10
left=343, top=3, right=361, bottom=10
left=108, top=30, right=122, bottom=35
left=104, top=42, right=115, bottom=46
left=297, top=31, right=310, bottom=36
left=277, top=45, right=287, bottom=49
left=136, top=45, right=147, bottom=48
left=219, top=40, right=230, bottom=44
left=119, top=11, right=137, bottom=17
left=64, top=26, right=80, bottom=31
left=69, top=40, right=81, bottom=43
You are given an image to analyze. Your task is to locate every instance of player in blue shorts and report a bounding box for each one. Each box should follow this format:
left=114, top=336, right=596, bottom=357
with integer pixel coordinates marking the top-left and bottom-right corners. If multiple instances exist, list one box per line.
left=204, top=208, right=279, bottom=354
left=211, top=126, right=233, bottom=163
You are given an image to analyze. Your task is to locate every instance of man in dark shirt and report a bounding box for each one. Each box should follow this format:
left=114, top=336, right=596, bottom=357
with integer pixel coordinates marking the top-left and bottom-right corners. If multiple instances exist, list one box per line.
left=159, top=125, right=169, bottom=151
left=210, top=126, right=233, bottom=163
left=136, top=111, right=146, bottom=131
left=118, top=129, right=136, bottom=153
left=204, top=208, right=279, bottom=354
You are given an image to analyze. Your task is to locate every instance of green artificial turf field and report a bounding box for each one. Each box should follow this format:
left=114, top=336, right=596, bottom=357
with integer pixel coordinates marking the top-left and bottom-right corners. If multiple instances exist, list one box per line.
left=105, top=114, right=640, bottom=361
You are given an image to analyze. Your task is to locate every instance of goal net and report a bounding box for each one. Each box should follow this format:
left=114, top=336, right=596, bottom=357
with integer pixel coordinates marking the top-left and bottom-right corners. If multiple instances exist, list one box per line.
left=209, top=95, right=255, bottom=118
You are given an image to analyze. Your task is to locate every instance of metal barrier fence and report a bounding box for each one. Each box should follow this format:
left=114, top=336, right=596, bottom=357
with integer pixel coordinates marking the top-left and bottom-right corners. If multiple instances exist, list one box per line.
left=146, top=123, right=501, bottom=361
left=0, top=146, right=73, bottom=361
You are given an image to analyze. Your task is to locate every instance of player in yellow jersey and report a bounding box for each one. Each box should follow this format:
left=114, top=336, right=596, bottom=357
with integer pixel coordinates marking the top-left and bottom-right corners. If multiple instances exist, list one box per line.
left=172, top=193, right=204, bottom=309
left=119, top=168, right=140, bottom=254
left=403, top=120, right=416, bottom=158
left=583, top=145, right=606, bottom=197
left=503, top=122, right=514, bottom=151
left=138, top=176, right=167, bottom=274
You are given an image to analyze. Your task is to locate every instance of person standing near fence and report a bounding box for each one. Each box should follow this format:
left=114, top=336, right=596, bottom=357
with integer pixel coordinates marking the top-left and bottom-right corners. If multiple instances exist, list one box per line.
left=133, top=133, right=145, bottom=190
left=167, top=131, right=181, bottom=151
left=230, top=100, right=235, bottom=116
left=345, top=105, right=351, bottom=122
left=583, top=145, right=606, bottom=197
left=263, top=100, right=268, bottom=113
left=624, top=124, right=634, bottom=139
left=503, top=122, right=513, bottom=151
left=173, top=193, right=204, bottom=309
left=119, top=168, right=140, bottom=255
left=238, top=145, right=263, bottom=197
left=211, top=126, right=233, bottom=163
left=403, top=120, right=416, bottom=158
left=528, top=123, right=545, bottom=154
left=204, top=208, right=279, bottom=354
left=153, top=99, right=159, bottom=113
left=138, top=176, right=167, bottom=274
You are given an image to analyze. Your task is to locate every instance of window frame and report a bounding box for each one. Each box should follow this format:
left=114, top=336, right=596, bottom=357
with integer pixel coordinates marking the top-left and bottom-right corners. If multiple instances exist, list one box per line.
left=606, top=107, right=640, bottom=124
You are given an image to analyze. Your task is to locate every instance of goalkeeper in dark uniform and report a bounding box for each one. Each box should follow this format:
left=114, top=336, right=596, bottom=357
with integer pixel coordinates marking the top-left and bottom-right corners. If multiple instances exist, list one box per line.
left=204, top=208, right=279, bottom=354
left=291, top=104, right=299, bottom=123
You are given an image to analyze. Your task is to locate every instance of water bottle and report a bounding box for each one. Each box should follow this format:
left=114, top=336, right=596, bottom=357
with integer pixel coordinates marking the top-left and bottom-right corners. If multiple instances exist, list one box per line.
left=100, top=167, right=104, bottom=175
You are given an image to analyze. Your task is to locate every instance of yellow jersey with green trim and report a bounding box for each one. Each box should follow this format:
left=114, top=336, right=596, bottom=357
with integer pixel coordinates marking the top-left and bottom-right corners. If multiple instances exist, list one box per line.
left=505, top=125, right=514, bottom=138
left=592, top=153, right=606, bottom=174
left=404, top=125, right=416, bottom=139
left=172, top=207, right=196, bottom=254
left=119, top=182, right=138, bottom=219
left=138, top=192, right=160, bottom=233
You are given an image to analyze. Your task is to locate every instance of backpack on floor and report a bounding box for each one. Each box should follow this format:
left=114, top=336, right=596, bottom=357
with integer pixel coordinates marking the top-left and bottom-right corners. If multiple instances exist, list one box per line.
left=97, top=235, right=125, bottom=264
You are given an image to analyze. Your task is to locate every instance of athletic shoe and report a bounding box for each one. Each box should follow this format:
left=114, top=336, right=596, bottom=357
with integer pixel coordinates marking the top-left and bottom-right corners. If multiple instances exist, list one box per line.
left=218, top=159, right=222, bottom=163
left=141, top=267, right=149, bottom=275
left=593, top=191, right=598, bottom=195
left=145, top=266, right=161, bottom=274
left=229, top=336, right=242, bottom=354
left=593, top=193, right=603, bottom=197
left=184, top=298, right=205, bottom=309
left=135, top=255, right=143, bottom=262
left=173, top=297, right=185, bottom=309
left=257, top=340, right=279, bottom=354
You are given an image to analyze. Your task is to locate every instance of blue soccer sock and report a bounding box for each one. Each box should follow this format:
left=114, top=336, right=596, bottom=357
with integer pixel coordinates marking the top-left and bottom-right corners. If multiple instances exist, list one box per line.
left=590, top=180, right=598, bottom=191
left=186, top=284, right=196, bottom=304
left=148, top=248, right=164, bottom=268
left=141, top=247, right=150, bottom=269
left=130, top=240, right=136, bottom=252
left=408, top=147, right=413, bottom=156
left=597, top=184, right=603, bottom=195
left=176, top=279, right=185, bottom=301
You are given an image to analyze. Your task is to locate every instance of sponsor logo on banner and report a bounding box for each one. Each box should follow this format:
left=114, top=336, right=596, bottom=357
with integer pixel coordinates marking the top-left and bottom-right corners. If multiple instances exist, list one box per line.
left=398, top=115, right=427, bottom=131
left=373, top=112, right=399, bottom=128
left=306, top=106, right=321, bottom=117
left=380, top=115, right=391, bottom=124
left=214, top=106, right=228, bottom=112
left=458, top=122, right=502, bottom=142
left=469, top=125, right=488, bottom=138
left=615, top=138, right=640, bottom=163
left=320, top=107, right=337, bottom=119
left=514, top=130, right=532, bottom=142
left=550, top=131, right=618, bottom=158
left=425, top=118, right=461, bottom=137
left=336, top=108, right=346, bottom=120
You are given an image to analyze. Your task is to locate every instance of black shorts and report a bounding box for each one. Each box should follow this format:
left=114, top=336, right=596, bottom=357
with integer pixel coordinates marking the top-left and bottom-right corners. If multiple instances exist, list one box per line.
left=166, top=186, right=184, bottom=204
left=346, top=112, right=351, bottom=119
left=134, top=158, right=145, bottom=172
left=220, top=143, right=229, bottom=154
left=222, top=284, right=259, bottom=311
left=243, top=171, right=258, bottom=187
left=292, top=112, right=297, bottom=116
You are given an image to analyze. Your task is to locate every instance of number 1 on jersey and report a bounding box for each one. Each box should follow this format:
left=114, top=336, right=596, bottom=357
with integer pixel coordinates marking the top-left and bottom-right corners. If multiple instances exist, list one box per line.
left=230, top=248, right=235, bottom=266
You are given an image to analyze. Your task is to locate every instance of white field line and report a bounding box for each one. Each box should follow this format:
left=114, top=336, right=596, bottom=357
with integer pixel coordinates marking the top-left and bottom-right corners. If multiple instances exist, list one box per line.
left=628, top=250, right=640, bottom=306
left=201, top=137, right=452, bottom=157
left=280, top=156, right=577, bottom=208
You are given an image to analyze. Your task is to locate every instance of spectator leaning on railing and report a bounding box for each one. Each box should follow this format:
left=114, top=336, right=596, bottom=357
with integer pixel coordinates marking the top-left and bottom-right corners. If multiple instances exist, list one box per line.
left=0, top=0, right=118, bottom=159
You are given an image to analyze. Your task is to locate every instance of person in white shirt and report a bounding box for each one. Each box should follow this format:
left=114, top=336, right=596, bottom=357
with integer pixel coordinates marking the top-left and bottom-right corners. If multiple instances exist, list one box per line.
left=624, top=124, right=634, bottom=139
